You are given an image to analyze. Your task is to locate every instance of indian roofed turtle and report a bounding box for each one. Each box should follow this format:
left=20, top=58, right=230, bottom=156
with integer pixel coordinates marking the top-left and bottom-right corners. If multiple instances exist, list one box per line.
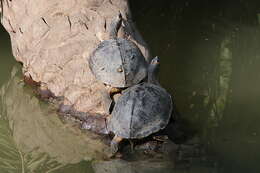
left=107, top=57, right=173, bottom=154
left=89, top=13, right=148, bottom=94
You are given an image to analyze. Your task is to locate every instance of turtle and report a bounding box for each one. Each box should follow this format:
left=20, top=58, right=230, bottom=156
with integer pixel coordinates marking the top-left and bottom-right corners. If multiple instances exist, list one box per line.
left=107, top=56, right=173, bottom=155
left=89, top=13, right=148, bottom=95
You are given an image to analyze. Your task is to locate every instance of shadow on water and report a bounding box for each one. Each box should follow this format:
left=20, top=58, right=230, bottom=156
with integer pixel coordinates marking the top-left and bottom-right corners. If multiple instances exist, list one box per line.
left=0, top=25, right=15, bottom=85
left=1, top=0, right=260, bottom=172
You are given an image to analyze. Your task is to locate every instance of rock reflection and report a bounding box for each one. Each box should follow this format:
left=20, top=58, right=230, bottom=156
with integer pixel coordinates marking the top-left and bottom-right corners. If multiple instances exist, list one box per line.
left=0, top=64, right=107, bottom=172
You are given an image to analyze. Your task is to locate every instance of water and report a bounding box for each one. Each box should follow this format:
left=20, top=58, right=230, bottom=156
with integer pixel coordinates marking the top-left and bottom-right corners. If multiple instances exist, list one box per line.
left=1, top=1, right=260, bottom=172
left=131, top=0, right=260, bottom=172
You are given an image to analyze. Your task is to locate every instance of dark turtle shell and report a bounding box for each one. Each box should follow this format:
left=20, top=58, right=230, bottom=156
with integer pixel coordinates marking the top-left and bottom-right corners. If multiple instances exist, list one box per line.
left=89, top=38, right=148, bottom=88
left=108, top=83, right=173, bottom=139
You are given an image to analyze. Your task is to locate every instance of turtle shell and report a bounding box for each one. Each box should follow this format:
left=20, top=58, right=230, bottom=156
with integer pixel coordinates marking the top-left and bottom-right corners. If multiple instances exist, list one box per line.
left=108, top=83, right=173, bottom=139
left=89, top=38, right=148, bottom=88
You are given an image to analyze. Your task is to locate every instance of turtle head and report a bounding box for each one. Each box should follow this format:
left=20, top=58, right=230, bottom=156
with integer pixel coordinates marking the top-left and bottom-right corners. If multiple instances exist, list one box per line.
left=149, top=56, right=160, bottom=72
left=148, top=56, right=160, bottom=84
left=150, top=56, right=160, bottom=66
left=109, top=12, right=123, bottom=39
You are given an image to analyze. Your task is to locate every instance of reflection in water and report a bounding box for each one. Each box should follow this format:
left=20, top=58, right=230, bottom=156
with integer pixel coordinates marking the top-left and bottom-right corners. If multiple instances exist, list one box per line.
left=1, top=0, right=260, bottom=172
left=208, top=26, right=260, bottom=173
left=0, top=65, right=97, bottom=172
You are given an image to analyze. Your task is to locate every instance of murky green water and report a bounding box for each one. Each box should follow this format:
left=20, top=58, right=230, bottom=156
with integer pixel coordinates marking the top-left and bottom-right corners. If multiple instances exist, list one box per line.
left=1, top=1, right=260, bottom=172
left=131, top=1, right=260, bottom=172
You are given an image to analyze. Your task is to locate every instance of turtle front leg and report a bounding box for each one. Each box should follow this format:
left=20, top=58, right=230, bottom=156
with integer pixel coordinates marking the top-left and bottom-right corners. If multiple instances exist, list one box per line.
left=104, top=85, right=121, bottom=96
left=110, top=135, right=123, bottom=155
left=110, top=87, right=122, bottom=95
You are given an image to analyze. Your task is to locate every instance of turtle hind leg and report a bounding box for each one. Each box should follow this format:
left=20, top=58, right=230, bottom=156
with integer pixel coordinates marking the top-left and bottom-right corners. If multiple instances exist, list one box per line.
left=110, top=135, right=123, bottom=156
left=128, top=139, right=135, bottom=153
left=110, top=140, right=119, bottom=155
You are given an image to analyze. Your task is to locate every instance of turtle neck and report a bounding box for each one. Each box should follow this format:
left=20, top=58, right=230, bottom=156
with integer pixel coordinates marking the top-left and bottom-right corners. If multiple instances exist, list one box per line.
left=148, top=62, right=160, bottom=85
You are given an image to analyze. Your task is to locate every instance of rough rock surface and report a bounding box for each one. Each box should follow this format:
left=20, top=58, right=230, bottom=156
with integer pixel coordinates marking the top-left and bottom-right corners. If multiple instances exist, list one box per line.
left=0, top=0, right=150, bottom=114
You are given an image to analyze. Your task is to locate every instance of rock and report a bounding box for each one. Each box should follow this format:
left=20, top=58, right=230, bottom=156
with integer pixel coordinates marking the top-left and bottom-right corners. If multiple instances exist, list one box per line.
left=0, top=0, right=150, bottom=115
